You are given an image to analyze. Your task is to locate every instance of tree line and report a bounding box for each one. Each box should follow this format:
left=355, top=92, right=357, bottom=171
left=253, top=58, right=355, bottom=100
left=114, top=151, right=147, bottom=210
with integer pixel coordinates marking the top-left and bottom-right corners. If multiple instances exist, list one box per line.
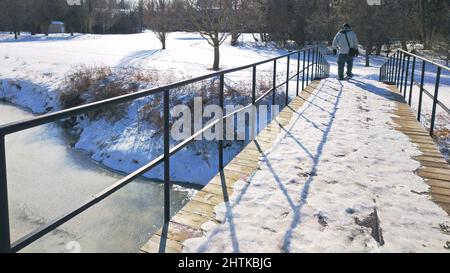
left=0, top=0, right=141, bottom=37
left=0, top=0, right=448, bottom=69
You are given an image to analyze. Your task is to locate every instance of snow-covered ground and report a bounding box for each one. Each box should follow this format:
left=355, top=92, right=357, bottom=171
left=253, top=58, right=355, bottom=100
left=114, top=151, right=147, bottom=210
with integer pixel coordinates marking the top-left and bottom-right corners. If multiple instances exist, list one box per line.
left=183, top=61, right=450, bottom=253
left=0, top=32, right=293, bottom=185
left=0, top=102, right=195, bottom=253
left=1, top=31, right=449, bottom=252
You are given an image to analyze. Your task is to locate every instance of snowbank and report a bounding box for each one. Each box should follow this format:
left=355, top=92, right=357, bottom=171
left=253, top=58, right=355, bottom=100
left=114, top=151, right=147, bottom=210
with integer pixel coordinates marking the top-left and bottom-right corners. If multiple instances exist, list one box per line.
left=0, top=32, right=292, bottom=185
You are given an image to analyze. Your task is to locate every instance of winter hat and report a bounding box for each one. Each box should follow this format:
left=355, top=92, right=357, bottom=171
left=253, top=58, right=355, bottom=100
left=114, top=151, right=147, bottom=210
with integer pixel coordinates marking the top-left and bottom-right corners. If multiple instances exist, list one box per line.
left=343, top=23, right=351, bottom=29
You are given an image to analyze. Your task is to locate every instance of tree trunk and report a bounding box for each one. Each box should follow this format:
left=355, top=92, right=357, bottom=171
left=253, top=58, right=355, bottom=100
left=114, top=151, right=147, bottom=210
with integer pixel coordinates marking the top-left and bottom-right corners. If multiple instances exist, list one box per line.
left=14, top=32, right=17, bottom=40
left=231, top=32, right=240, bottom=46
left=365, top=41, right=372, bottom=67
left=365, top=50, right=370, bottom=67
left=162, top=37, right=166, bottom=50
left=213, top=44, right=220, bottom=70
left=376, top=44, right=382, bottom=56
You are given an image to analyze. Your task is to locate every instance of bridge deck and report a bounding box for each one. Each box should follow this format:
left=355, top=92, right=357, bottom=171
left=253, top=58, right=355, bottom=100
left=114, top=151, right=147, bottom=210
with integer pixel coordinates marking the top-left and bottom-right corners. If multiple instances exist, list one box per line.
left=140, top=79, right=450, bottom=253
left=140, top=81, right=322, bottom=253
left=386, top=85, right=450, bottom=212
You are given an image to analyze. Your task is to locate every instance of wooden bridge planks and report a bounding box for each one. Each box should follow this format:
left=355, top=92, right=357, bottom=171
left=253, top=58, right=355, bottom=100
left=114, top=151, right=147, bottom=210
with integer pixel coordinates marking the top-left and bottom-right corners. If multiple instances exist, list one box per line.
left=140, top=81, right=321, bottom=253
left=386, top=84, right=450, bottom=213
left=140, top=81, right=449, bottom=254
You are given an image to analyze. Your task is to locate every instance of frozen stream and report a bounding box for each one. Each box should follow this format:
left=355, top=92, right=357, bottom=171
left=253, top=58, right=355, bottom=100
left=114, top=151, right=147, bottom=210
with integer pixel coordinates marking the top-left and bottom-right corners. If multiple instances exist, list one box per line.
left=0, top=102, right=196, bottom=253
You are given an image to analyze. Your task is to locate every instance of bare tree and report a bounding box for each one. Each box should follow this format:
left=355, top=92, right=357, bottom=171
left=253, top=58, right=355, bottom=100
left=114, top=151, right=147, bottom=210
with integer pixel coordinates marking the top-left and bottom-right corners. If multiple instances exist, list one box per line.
left=187, top=0, right=232, bottom=70
left=144, top=0, right=171, bottom=50
left=229, top=0, right=249, bottom=46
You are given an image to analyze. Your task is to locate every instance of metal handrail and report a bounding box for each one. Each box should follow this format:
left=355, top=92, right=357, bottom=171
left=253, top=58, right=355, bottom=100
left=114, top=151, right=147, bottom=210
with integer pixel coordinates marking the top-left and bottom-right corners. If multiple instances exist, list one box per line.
left=379, top=49, right=449, bottom=136
left=0, top=47, right=330, bottom=253
left=396, top=49, right=450, bottom=73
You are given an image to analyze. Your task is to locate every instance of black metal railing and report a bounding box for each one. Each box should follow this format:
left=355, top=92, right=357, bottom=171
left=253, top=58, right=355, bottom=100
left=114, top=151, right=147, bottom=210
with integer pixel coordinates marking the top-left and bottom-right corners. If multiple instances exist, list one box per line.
left=0, top=47, right=330, bottom=253
left=379, top=48, right=450, bottom=137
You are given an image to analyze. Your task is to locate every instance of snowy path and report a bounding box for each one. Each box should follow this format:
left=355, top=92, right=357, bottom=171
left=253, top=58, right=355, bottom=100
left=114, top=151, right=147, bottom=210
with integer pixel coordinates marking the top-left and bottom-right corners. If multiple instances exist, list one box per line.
left=183, top=75, right=450, bottom=253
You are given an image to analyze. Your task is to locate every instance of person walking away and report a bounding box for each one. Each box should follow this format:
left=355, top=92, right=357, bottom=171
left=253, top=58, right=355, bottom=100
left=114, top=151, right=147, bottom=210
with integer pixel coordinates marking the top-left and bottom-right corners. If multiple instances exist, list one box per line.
left=332, top=23, right=359, bottom=80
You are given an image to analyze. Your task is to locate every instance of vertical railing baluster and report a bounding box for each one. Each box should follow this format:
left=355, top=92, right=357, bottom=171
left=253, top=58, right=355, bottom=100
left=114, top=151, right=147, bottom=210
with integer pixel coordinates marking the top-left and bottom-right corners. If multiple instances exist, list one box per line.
left=399, top=53, right=406, bottom=92
left=395, top=51, right=401, bottom=86
left=315, top=48, right=319, bottom=79
left=252, top=66, right=259, bottom=134
left=403, top=55, right=410, bottom=98
left=0, top=134, right=11, bottom=253
left=272, top=59, right=277, bottom=105
left=386, top=56, right=391, bottom=82
left=302, top=50, right=306, bottom=91
left=306, top=49, right=310, bottom=85
left=311, top=48, right=315, bottom=80
left=390, top=55, right=394, bottom=82
left=418, top=61, right=426, bottom=121
left=219, top=74, right=224, bottom=170
left=429, top=67, right=441, bottom=137
left=408, top=56, right=416, bottom=106
left=296, top=51, right=300, bottom=96
left=252, top=66, right=256, bottom=105
left=286, top=54, right=290, bottom=106
left=163, top=89, right=170, bottom=223
left=318, top=54, right=322, bottom=79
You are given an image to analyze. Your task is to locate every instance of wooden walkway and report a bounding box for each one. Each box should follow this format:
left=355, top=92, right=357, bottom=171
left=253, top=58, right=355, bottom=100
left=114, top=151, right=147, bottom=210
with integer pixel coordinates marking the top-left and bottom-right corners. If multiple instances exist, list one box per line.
left=386, top=84, right=450, bottom=214
left=140, top=81, right=450, bottom=253
left=140, top=81, right=322, bottom=253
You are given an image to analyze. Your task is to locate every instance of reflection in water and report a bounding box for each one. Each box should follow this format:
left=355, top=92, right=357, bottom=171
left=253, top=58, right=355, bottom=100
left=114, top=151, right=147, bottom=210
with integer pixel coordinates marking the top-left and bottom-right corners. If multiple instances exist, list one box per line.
left=0, top=102, right=197, bottom=253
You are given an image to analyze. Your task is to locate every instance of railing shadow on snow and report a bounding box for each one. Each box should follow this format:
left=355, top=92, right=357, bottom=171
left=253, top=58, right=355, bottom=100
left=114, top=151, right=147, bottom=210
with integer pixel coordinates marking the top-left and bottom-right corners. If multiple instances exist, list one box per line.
left=188, top=79, right=343, bottom=253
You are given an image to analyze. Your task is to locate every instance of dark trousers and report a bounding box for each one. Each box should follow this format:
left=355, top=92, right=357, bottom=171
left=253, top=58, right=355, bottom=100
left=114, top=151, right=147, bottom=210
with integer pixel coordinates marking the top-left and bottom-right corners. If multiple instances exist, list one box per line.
left=338, top=54, right=353, bottom=78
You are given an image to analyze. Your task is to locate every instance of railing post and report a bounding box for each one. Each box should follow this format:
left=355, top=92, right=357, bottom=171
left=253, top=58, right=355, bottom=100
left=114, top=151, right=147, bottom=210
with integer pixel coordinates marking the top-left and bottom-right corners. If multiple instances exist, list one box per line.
left=306, top=49, right=310, bottom=85
left=397, top=52, right=406, bottom=88
left=316, top=48, right=320, bottom=78
left=302, top=50, right=306, bottom=91
left=272, top=59, right=277, bottom=105
left=408, top=56, right=416, bottom=106
left=319, top=55, right=322, bottom=79
left=386, top=57, right=390, bottom=82
left=296, top=51, right=300, bottom=96
left=0, top=134, right=11, bottom=253
left=163, top=89, right=171, bottom=223
left=399, top=54, right=407, bottom=93
left=314, top=48, right=317, bottom=79
left=417, top=61, right=426, bottom=121
left=399, top=53, right=406, bottom=92
left=311, top=48, right=315, bottom=80
left=403, top=55, right=410, bottom=98
left=389, top=55, right=395, bottom=82
left=429, top=67, right=441, bottom=137
left=394, top=51, right=402, bottom=87
left=392, top=52, right=398, bottom=83
left=219, top=74, right=224, bottom=170
left=286, top=54, right=290, bottom=106
left=252, top=66, right=256, bottom=105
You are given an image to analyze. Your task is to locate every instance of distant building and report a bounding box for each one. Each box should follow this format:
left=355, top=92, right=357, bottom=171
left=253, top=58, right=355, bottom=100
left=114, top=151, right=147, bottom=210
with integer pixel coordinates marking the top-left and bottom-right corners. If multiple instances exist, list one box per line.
left=48, top=21, right=65, bottom=34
